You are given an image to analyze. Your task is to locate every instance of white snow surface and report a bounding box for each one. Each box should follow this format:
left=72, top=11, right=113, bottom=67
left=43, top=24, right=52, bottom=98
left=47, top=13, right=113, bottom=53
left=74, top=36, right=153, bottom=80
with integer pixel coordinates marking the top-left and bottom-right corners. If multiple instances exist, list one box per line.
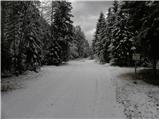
left=1, top=59, right=159, bottom=119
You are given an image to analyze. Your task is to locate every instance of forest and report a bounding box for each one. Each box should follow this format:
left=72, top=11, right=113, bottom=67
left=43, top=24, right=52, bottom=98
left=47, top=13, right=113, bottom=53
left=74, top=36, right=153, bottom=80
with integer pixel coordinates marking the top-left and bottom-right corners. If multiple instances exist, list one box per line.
left=1, top=1, right=91, bottom=76
left=1, top=1, right=159, bottom=76
left=92, top=1, right=159, bottom=68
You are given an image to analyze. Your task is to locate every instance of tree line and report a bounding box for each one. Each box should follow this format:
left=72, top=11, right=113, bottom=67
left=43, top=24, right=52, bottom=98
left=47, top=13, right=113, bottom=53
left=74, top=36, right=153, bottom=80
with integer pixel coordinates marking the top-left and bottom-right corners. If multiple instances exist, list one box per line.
left=1, top=1, right=90, bottom=76
left=92, top=1, right=158, bottom=69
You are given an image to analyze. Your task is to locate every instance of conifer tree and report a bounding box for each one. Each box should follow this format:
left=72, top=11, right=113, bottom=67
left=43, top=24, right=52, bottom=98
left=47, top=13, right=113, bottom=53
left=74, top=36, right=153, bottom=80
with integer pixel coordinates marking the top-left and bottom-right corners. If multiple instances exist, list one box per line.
left=93, top=12, right=107, bottom=63
left=1, top=1, right=50, bottom=75
left=105, top=1, right=119, bottom=64
left=121, top=1, right=159, bottom=68
left=111, top=2, right=134, bottom=66
left=52, top=1, right=74, bottom=63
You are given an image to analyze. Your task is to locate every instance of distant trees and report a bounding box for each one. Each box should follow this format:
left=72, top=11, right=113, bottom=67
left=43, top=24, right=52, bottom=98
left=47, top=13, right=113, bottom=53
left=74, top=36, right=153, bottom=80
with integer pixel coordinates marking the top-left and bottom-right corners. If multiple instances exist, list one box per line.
left=70, top=26, right=90, bottom=59
left=92, top=1, right=159, bottom=68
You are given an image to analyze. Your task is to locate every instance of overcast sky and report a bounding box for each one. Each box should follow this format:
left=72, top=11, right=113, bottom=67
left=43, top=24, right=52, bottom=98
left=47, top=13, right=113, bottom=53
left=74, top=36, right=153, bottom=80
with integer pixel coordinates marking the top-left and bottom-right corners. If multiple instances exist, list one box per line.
left=71, top=1, right=113, bottom=45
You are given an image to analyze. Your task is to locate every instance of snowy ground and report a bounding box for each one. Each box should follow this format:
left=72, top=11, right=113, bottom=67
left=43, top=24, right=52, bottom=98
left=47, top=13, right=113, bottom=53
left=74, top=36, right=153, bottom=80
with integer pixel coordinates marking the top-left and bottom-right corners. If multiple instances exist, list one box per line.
left=104, top=64, right=159, bottom=119
left=1, top=59, right=159, bottom=119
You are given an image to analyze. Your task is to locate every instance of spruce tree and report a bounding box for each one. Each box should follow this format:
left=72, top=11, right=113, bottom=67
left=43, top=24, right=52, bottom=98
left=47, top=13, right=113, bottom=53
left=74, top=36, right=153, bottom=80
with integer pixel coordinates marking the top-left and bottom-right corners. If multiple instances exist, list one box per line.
left=1, top=1, right=50, bottom=75
left=121, top=1, right=159, bottom=68
left=139, top=1, right=159, bottom=70
left=1, top=2, right=13, bottom=73
left=111, top=3, right=134, bottom=66
left=52, top=1, right=74, bottom=63
left=93, top=12, right=107, bottom=63
left=104, top=1, right=119, bottom=64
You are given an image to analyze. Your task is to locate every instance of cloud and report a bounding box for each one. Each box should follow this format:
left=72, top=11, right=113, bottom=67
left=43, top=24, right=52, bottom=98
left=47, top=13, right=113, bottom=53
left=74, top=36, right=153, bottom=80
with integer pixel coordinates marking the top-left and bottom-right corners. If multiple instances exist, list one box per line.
left=71, top=1, right=113, bottom=45
left=87, top=28, right=96, bottom=35
left=85, top=28, right=96, bottom=44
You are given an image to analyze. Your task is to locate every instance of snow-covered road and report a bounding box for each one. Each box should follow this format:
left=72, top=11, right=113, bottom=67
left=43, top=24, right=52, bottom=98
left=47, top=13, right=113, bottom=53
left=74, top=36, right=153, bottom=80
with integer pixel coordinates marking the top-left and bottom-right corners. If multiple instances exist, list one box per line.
left=2, top=59, right=158, bottom=119
left=2, top=59, right=125, bottom=118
